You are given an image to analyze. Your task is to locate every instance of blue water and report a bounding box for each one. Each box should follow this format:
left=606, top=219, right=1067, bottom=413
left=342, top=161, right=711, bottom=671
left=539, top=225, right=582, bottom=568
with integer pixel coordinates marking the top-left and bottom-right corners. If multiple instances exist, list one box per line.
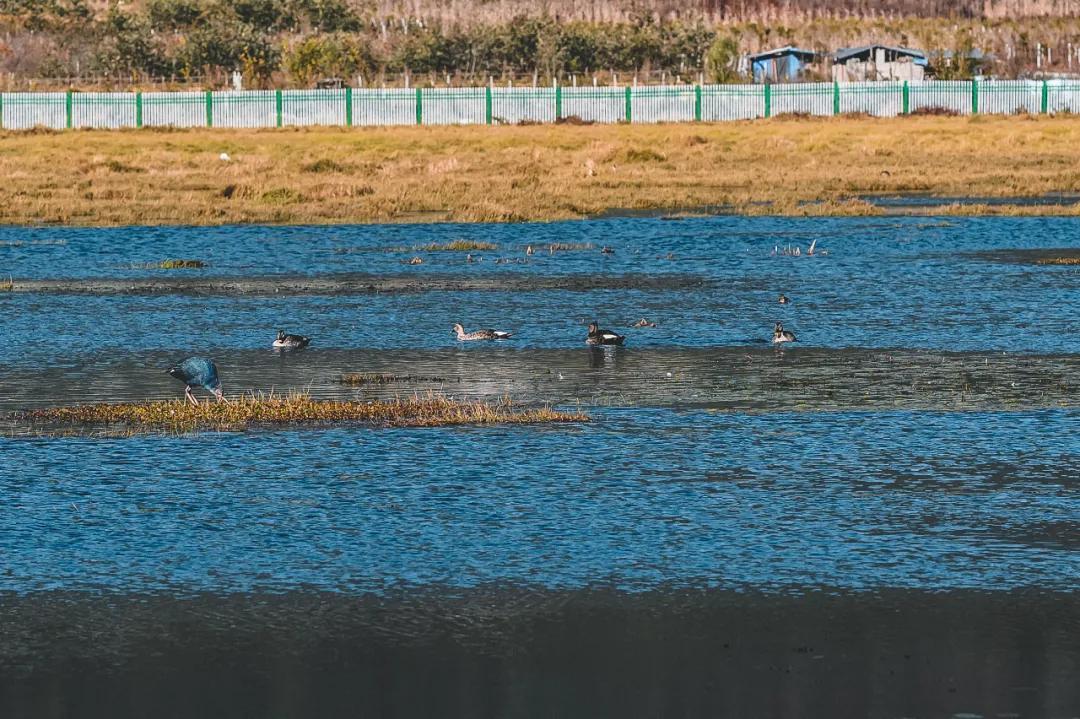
left=0, top=216, right=1077, bottom=360
left=1, top=216, right=1077, bottom=596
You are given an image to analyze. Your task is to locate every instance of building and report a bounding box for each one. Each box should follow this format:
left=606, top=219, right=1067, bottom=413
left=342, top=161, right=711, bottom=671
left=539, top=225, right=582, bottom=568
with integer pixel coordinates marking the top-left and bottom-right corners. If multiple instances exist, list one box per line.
left=832, top=45, right=928, bottom=82
left=748, top=46, right=820, bottom=83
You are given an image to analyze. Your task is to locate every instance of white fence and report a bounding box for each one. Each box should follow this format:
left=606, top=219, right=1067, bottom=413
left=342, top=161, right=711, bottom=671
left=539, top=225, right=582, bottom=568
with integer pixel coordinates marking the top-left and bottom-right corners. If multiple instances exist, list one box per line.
left=1, top=80, right=1078, bottom=130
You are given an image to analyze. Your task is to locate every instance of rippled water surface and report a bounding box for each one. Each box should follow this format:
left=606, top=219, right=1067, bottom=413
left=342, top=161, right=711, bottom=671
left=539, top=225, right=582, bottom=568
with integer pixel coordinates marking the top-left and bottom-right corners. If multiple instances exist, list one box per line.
left=1, top=215, right=1078, bottom=594
left=1, top=216, right=1078, bottom=717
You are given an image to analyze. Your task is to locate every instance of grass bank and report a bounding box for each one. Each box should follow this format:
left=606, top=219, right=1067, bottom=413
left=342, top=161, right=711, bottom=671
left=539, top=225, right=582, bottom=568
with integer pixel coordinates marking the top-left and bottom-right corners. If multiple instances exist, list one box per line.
left=3, top=116, right=1080, bottom=225
left=20, top=395, right=588, bottom=434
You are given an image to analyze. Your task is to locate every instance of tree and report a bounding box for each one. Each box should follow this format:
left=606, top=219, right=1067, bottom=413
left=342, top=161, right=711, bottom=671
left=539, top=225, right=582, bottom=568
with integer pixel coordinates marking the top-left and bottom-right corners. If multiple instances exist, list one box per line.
left=706, top=35, right=741, bottom=83
left=286, top=33, right=373, bottom=85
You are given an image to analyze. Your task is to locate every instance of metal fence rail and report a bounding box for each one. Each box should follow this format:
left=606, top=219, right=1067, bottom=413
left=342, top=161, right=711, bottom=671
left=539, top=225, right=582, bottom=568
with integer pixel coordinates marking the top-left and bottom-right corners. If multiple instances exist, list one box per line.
left=1, top=80, right=1077, bottom=130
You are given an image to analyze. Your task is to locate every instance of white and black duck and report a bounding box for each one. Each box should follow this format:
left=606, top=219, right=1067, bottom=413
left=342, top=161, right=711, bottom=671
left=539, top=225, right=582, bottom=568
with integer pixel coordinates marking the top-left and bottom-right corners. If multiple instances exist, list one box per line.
left=273, top=329, right=311, bottom=349
left=453, top=323, right=513, bottom=341
left=586, top=321, right=625, bottom=346
left=772, top=322, right=797, bottom=344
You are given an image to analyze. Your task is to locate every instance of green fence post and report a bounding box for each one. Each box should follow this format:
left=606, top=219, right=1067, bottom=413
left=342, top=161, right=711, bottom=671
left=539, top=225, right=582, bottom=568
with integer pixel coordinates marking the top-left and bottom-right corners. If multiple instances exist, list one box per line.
left=205, top=90, right=213, bottom=127
left=275, top=89, right=283, bottom=127
left=902, top=81, right=909, bottom=115
left=971, top=80, right=978, bottom=114
left=65, top=90, right=73, bottom=129
left=833, top=82, right=840, bottom=115
left=1041, top=80, right=1049, bottom=114
left=555, top=83, right=562, bottom=121
left=485, top=84, right=492, bottom=125
left=415, top=87, right=422, bottom=125
left=694, top=84, right=702, bottom=122
left=763, top=84, right=771, bottom=118
left=345, top=87, right=353, bottom=127
left=625, top=86, right=632, bottom=123
left=135, top=92, right=143, bottom=128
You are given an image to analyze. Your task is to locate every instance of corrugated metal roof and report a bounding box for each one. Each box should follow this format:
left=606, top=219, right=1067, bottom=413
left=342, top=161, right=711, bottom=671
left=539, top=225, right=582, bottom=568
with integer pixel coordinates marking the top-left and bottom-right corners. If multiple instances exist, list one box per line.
left=834, top=45, right=927, bottom=62
left=748, top=46, right=819, bottom=61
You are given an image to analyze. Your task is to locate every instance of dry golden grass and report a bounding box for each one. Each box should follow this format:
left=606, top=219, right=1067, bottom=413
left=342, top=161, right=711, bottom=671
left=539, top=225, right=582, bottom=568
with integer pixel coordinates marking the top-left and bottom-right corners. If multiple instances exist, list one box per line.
left=3, top=116, right=1080, bottom=225
left=1037, top=257, right=1080, bottom=265
left=23, top=394, right=588, bottom=434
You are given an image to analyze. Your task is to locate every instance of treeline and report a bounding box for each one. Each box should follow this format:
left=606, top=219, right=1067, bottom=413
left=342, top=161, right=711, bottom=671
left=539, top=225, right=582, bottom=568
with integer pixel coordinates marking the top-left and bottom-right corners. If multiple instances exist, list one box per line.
left=0, top=0, right=1077, bottom=86
left=0, top=0, right=731, bottom=84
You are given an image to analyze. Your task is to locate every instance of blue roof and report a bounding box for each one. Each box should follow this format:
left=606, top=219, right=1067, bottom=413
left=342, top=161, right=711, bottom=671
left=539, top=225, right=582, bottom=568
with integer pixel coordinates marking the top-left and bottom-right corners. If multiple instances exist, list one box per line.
left=834, top=45, right=927, bottom=62
left=748, top=46, right=819, bottom=61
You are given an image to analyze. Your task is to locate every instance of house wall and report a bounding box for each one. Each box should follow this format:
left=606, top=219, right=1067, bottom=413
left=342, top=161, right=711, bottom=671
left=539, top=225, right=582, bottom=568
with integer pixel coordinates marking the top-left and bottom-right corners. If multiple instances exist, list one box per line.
left=833, top=60, right=925, bottom=82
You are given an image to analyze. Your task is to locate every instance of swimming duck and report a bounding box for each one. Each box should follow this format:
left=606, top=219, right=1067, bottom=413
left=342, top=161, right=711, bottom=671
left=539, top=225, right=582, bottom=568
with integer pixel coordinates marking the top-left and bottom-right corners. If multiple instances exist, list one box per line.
left=778, top=294, right=790, bottom=304
left=273, top=329, right=311, bottom=349
left=453, top=323, right=513, bottom=341
left=772, top=322, right=797, bottom=344
left=586, top=321, right=626, bottom=346
left=167, top=356, right=227, bottom=405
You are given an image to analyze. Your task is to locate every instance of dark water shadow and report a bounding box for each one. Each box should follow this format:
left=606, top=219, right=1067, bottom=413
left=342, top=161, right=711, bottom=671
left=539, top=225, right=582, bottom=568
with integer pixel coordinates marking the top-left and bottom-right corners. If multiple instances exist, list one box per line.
left=0, top=587, right=1077, bottom=719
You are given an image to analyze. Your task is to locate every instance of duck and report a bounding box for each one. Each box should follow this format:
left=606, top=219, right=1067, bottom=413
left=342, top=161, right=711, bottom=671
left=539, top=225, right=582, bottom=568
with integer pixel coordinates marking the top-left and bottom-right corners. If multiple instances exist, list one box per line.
left=167, top=356, right=227, bottom=405
left=273, top=329, right=311, bottom=349
left=586, top=321, right=626, bottom=346
left=778, top=293, right=790, bottom=304
left=772, top=322, right=797, bottom=344
left=453, top=323, right=513, bottom=341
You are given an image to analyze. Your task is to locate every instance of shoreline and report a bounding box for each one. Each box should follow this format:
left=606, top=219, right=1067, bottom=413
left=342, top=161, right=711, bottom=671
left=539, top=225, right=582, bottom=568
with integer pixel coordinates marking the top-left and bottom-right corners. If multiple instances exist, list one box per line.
left=3, top=116, right=1080, bottom=226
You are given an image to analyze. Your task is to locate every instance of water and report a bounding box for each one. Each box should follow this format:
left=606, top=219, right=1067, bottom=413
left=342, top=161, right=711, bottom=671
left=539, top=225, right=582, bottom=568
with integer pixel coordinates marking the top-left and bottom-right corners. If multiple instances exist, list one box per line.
left=1, top=216, right=1078, bottom=717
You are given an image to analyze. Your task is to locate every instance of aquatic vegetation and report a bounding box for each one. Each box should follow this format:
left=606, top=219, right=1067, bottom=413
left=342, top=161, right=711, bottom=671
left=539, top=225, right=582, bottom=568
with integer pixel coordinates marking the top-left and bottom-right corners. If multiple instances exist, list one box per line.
left=155, top=259, right=206, bottom=269
left=416, top=239, right=498, bottom=251
left=547, top=242, right=595, bottom=251
left=21, top=394, right=588, bottom=434
left=340, top=373, right=450, bottom=385
left=1036, top=257, right=1080, bottom=265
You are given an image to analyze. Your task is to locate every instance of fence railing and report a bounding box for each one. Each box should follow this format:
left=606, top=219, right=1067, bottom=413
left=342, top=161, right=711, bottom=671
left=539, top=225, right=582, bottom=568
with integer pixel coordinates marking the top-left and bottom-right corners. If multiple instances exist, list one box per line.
left=2, top=80, right=1079, bottom=130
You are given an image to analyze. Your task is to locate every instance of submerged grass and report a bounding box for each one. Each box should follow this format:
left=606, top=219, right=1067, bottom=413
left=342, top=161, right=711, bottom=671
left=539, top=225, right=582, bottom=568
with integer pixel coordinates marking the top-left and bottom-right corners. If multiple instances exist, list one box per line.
left=22, top=394, right=587, bottom=434
left=155, top=259, right=207, bottom=269
left=340, top=373, right=450, bottom=385
left=5, top=117, right=1080, bottom=225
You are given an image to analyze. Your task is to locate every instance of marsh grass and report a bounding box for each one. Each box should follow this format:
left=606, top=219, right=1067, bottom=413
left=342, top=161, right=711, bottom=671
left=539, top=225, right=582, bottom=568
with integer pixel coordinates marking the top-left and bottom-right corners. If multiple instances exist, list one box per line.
left=547, top=242, right=595, bottom=251
left=340, top=373, right=451, bottom=384
left=154, top=259, right=206, bottom=269
left=23, top=394, right=587, bottom=434
left=5, top=117, right=1080, bottom=225
left=302, top=158, right=351, bottom=173
left=416, top=239, right=498, bottom=251
left=1037, top=257, right=1080, bottom=265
